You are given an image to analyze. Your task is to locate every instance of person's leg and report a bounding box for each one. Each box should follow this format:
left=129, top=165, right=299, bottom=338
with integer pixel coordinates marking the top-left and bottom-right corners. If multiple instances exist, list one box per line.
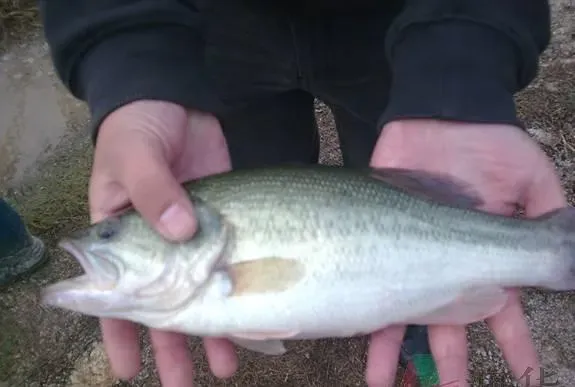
left=295, top=7, right=402, bottom=167
left=219, top=90, right=319, bottom=168
left=198, top=0, right=320, bottom=168
left=0, top=198, right=47, bottom=286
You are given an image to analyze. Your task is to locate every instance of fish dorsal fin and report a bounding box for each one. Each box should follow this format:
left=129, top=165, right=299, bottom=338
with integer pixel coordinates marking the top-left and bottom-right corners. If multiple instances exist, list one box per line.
left=369, top=167, right=484, bottom=209
left=228, top=257, right=305, bottom=296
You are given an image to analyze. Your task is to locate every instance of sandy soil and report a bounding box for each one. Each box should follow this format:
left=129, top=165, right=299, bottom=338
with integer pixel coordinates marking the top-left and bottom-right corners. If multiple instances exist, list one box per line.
left=0, top=1, right=574, bottom=386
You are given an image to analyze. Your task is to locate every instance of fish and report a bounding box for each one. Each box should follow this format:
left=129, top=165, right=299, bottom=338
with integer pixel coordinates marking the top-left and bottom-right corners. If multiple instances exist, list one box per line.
left=41, top=165, right=575, bottom=356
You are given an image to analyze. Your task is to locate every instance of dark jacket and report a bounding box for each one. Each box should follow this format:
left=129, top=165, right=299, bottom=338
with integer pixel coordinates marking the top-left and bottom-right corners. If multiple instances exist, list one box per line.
left=38, top=0, right=551, bottom=140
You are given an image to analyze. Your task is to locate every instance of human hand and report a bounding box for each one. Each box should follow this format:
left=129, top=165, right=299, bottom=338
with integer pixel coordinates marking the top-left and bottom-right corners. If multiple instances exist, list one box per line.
left=89, top=100, right=237, bottom=386
left=365, top=119, right=567, bottom=387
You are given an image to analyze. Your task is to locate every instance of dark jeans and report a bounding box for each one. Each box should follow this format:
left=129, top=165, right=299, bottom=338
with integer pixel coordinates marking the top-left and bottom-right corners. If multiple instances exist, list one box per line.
left=196, top=0, right=401, bottom=168
left=0, top=199, right=30, bottom=258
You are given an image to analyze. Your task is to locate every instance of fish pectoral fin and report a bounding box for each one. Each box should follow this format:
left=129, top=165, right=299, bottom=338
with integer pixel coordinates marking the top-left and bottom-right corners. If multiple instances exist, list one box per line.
left=409, top=287, right=509, bottom=325
left=369, top=167, right=484, bottom=209
left=228, top=331, right=298, bottom=355
left=228, top=257, right=305, bottom=296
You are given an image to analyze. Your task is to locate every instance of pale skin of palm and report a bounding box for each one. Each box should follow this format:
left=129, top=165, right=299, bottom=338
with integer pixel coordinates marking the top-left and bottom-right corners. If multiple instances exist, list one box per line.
left=89, top=100, right=566, bottom=387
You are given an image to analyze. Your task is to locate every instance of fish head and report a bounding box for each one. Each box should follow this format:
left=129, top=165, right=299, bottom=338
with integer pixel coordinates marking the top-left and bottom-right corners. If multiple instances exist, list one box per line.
left=42, top=198, right=231, bottom=322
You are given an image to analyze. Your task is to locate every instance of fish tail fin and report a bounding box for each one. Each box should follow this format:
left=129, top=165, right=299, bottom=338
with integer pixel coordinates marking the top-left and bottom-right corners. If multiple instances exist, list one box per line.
left=539, top=206, right=575, bottom=291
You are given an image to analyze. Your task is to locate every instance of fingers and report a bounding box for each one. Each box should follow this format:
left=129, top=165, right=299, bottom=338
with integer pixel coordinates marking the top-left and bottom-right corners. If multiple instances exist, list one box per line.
left=429, top=325, right=469, bottom=386
left=485, top=291, right=538, bottom=385
left=150, top=329, right=196, bottom=387
left=365, top=325, right=405, bottom=387
left=100, top=318, right=142, bottom=380
left=203, top=338, right=239, bottom=379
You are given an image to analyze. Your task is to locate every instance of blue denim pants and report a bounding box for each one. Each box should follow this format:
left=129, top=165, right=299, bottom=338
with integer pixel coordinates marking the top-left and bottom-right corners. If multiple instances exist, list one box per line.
left=0, top=198, right=31, bottom=258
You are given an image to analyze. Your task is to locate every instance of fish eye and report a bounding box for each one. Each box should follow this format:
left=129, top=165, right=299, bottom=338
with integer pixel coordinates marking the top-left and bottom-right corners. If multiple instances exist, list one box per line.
left=97, top=218, right=121, bottom=241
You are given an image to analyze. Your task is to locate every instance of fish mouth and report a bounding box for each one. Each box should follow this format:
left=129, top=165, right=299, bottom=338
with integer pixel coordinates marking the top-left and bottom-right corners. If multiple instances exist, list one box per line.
left=58, top=239, right=119, bottom=289
left=41, top=274, right=122, bottom=315
left=41, top=241, right=121, bottom=312
left=42, top=274, right=94, bottom=296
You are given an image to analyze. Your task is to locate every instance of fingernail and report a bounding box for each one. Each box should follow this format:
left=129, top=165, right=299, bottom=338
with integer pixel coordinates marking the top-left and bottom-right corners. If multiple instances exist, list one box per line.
left=159, top=203, right=196, bottom=240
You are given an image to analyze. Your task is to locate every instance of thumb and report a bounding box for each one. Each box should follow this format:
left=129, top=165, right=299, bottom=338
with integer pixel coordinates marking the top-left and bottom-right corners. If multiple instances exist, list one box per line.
left=120, top=134, right=198, bottom=241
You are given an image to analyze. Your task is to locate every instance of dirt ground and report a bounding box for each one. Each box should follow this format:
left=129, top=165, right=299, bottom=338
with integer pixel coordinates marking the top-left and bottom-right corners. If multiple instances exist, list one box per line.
left=0, top=1, right=574, bottom=386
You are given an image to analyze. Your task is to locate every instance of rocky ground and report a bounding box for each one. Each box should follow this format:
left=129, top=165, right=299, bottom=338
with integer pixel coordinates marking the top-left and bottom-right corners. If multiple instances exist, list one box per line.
left=0, top=1, right=573, bottom=386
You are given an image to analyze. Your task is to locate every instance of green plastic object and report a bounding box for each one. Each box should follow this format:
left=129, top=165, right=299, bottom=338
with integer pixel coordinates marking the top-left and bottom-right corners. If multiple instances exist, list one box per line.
left=412, top=354, right=439, bottom=386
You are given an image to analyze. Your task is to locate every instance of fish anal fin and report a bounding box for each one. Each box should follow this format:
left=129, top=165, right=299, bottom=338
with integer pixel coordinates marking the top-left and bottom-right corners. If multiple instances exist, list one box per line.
left=231, top=330, right=299, bottom=340
left=409, top=287, right=509, bottom=325
left=228, top=337, right=288, bottom=356
left=228, top=257, right=305, bottom=296
left=369, top=167, right=483, bottom=209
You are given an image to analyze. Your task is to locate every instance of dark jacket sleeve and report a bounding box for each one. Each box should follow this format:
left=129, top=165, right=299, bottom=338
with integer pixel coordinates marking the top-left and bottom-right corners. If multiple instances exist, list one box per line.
left=38, top=0, right=221, bottom=142
left=378, top=0, right=551, bottom=130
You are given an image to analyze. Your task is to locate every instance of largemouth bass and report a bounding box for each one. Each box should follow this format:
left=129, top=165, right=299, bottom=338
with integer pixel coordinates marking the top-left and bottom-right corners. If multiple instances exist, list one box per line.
left=42, top=165, right=575, bottom=355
